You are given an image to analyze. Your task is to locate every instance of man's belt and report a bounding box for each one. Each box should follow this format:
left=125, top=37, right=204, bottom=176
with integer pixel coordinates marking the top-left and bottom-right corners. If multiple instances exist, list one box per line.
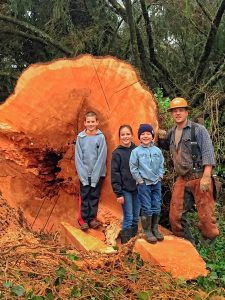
left=182, top=171, right=203, bottom=181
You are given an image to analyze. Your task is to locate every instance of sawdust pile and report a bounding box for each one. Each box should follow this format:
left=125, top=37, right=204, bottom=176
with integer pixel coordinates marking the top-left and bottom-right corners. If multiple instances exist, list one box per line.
left=0, top=195, right=210, bottom=299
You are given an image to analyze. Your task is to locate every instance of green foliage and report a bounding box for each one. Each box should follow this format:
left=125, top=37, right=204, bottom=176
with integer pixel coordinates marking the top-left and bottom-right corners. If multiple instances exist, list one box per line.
left=45, top=291, right=54, bottom=300
left=154, top=87, right=171, bottom=110
left=2, top=284, right=53, bottom=300
left=54, top=266, right=66, bottom=286
left=11, top=285, right=25, bottom=297
left=137, top=290, right=152, bottom=300
left=126, top=253, right=144, bottom=269
left=70, top=285, right=81, bottom=298
left=3, top=281, right=13, bottom=288
left=24, top=290, right=34, bottom=299
left=60, top=248, right=79, bottom=261
left=128, top=270, right=138, bottom=282
left=1, top=0, right=225, bottom=103
left=188, top=209, right=225, bottom=292
left=215, top=164, right=225, bottom=179
left=3, top=281, right=25, bottom=297
left=176, top=276, right=187, bottom=286
left=202, top=110, right=225, bottom=180
left=154, top=87, right=173, bottom=130
left=197, top=233, right=225, bottom=290
left=67, top=253, right=79, bottom=261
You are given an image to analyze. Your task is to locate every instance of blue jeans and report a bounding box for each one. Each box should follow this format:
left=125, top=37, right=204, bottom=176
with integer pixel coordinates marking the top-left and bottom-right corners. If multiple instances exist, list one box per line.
left=137, top=182, right=161, bottom=216
left=121, top=190, right=140, bottom=230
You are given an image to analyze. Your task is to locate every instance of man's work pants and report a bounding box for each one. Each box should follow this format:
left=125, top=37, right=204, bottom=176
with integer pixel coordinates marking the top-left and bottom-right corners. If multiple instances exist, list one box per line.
left=169, top=176, right=219, bottom=240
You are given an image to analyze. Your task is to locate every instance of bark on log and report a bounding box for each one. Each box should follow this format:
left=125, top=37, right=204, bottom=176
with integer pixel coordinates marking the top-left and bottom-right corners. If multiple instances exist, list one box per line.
left=0, top=54, right=158, bottom=237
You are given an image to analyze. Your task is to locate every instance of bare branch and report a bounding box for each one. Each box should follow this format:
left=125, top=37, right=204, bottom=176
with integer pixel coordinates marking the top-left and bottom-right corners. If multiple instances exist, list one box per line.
left=107, top=19, right=123, bottom=53
left=107, top=0, right=159, bottom=89
left=108, top=0, right=182, bottom=94
left=0, top=13, right=73, bottom=56
left=0, top=72, right=18, bottom=80
left=191, top=58, right=225, bottom=106
left=184, top=15, right=207, bottom=36
left=192, top=0, right=225, bottom=85
left=0, top=29, right=49, bottom=47
left=203, top=58, right=225, bottom=89
left=213, top=54, right=225, bottom=74
left=108, top=0, right=127, bottom=20
left=195, top=0, right=213, bottom=22
left=108, top=0, right=152, bottom=79
left=139, top=0, right=181, bottom=95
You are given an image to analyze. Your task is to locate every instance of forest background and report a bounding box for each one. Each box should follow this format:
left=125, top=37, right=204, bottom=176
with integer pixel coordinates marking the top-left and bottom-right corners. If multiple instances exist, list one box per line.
left=0, top=0, right=225, bottom=296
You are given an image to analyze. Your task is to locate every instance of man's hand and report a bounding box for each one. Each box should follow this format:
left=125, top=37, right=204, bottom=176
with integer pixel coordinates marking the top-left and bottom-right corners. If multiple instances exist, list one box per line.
left=200, top=175, right=212, bottom=192
left=158, top=129, right=167, bottom=139
left=117, top=196, right=124, bottom=204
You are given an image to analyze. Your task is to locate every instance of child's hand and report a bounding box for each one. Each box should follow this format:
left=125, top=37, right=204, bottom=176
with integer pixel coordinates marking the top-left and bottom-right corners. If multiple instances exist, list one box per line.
left=117, top=196, right=124, bottom=204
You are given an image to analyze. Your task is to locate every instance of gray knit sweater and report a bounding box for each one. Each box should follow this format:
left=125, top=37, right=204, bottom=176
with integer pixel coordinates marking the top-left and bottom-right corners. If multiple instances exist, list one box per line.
left=75, top=129, right=107, bottom=187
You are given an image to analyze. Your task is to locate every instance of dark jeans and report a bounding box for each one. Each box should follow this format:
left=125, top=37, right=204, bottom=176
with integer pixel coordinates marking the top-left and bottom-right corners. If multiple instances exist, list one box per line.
left=78, top=178, right=103, bottom=225
left=137, top=182, right=161, bottom=216
left=121, top=190, right=140, bottom=230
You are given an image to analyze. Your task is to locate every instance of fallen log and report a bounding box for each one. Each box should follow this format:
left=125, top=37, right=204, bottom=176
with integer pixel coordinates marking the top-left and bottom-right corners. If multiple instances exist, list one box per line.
left=0, top=55, right=209, bottom=280
left=0, top=54, right=158, bottom=235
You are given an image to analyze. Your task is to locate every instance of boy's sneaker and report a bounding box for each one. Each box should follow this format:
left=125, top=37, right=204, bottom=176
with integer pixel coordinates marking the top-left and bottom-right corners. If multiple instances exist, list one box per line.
left=80, top=223, right=89, bottom=231
left=89, top=220, right=101, bottom=229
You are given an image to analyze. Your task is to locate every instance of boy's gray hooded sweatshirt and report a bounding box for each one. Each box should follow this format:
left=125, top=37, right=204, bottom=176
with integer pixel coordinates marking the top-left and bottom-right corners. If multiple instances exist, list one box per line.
left=75, top=129, right=107, bottom=187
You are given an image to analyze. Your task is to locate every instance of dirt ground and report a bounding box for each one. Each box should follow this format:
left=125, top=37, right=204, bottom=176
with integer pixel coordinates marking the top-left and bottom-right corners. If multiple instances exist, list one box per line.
left=0, top=194, right=222, bottom=300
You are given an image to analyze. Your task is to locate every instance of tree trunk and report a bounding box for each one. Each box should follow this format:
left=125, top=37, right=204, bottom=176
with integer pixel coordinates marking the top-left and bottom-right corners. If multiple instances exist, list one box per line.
left=192, top=0, right=225, bottom=86
left=0, top=54, right=158, bottom=236
left=122, top=0, right=141, bottom=69
left=139, top=0, right=181, bottom=95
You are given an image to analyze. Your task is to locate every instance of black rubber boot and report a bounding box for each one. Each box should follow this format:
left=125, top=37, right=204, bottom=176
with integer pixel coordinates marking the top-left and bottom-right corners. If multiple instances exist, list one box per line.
left=119, top=228, right=133, bottom=244
left=141, top=216, right=157, bottom=244
left=131, top=225, right=138, bottom=237
left=152, top=215, right=164, bottom=241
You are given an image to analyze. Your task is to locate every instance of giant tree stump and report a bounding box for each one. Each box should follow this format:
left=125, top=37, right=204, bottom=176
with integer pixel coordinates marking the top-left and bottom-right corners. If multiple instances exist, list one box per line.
left=0, top=54, right=158, bottom=235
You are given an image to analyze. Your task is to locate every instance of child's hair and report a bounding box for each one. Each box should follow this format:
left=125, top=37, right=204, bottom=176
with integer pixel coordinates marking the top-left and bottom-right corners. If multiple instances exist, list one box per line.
left=85, top=111, right=98, bottom=120
left=118, top=125, right=133, bottom=137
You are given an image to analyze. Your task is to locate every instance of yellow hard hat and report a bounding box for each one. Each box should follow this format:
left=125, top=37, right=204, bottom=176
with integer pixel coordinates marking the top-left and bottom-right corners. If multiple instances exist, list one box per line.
left=168, top=97, right=190, bottom=111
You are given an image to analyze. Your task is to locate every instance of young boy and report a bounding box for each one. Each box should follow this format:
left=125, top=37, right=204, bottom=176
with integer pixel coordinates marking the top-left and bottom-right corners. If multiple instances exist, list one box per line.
left=129, top=124, right=164, bottom=243
left=75, top=111, right=107, bottom=231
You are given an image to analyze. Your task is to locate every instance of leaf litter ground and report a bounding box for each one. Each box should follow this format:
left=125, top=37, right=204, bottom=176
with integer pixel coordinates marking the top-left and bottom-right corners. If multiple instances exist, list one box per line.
left=0, top=195, right=223, bottom=299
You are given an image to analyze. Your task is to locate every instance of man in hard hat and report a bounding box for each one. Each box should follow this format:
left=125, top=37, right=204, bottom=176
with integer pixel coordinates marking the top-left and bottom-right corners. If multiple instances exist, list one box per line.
left=159, top=97, right=219, bottom=244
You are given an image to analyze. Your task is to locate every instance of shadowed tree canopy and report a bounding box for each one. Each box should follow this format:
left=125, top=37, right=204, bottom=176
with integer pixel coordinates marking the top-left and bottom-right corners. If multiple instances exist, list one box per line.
left=0, top=0, right=225, bottom=106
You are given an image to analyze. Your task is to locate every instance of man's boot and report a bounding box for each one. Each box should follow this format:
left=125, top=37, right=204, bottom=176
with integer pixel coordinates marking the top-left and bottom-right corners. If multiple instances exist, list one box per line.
left=119, top=228, right=133, bottom=244
left=181, top=188, right=196, bottom=245
left=131, top=225, right=138, bottom=237
left=141, top=216, right=157, bottom=244
left=152, top=215, right=164, bottom=241
left=181, top=214, right=195, bottom=245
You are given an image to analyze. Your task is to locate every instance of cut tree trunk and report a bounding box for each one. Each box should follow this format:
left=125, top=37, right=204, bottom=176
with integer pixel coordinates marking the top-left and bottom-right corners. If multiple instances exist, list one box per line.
left=0, top=54, right=158, bottom=236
